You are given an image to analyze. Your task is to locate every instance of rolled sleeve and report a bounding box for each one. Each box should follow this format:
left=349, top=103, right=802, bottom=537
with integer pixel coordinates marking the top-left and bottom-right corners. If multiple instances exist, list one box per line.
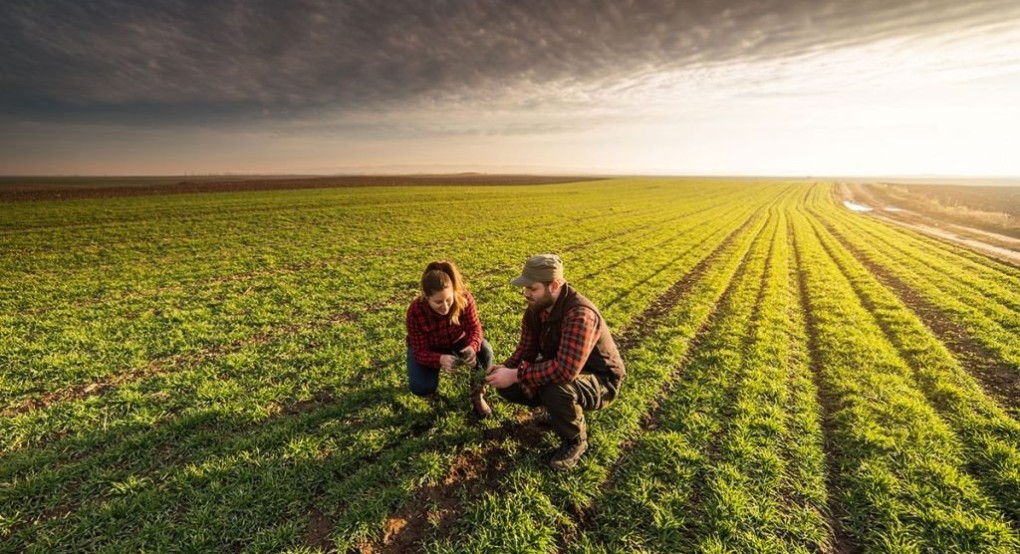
left=518, top=306, right=599, bottom=392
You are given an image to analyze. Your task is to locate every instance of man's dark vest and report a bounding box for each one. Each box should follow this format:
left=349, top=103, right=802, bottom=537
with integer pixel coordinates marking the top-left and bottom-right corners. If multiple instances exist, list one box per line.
left=523, top=283, right=626, bottom=395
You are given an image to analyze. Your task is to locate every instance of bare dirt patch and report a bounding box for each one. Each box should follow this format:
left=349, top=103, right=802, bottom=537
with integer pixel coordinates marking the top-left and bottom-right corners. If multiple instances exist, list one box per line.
left=371, top=442, right=514, bottom=553
left=0, top=174, right=606, bottom=202
left=304, top=506, right=335, bottom=551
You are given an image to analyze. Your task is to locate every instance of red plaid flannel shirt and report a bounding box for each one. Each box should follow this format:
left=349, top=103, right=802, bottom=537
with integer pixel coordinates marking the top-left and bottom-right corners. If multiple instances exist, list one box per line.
left=406, top=291, right=483, bottom=368
left=504, top=305, right=600, bottom=395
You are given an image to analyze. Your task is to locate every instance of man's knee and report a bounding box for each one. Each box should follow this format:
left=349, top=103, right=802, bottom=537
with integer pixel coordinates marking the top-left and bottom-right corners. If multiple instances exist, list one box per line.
left=495, top=383, right=543, bottom=407
left=537, top=382, right=586, bottom=442
left=537, top=382, right=575, bottom=406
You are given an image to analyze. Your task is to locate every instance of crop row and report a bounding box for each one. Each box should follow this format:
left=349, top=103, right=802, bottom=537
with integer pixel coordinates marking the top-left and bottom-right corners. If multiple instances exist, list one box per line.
left=1, top=181, right=788, bottom=551
left=1, top=183, right=724, bottom=408
left=565, top=202, right=830, bottom=553
left=0, top=184, right=759, bottom=432
left=790, top=194, right=1018, bottom=552
left=811, top=185, right=1020, bottom=375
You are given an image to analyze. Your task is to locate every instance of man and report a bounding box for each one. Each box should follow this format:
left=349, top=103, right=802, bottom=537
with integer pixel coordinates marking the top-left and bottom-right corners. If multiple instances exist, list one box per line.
left=486, top=254, right=626, bottom=470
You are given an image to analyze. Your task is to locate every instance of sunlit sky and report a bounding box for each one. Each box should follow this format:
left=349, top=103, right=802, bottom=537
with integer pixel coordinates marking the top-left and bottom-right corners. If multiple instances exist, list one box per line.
left=2, top=0, right=1019, bottom=177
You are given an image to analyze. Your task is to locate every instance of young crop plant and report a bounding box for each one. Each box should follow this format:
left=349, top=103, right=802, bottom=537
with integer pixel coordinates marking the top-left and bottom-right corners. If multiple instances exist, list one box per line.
left=4, top=179, right=1017, bottom=552
left=423, top=200, right=778, bottom=553
left=801, top=210, right=1020, bottom=524
left=790, top=201, right=1019, bottom=553
left=458, top=207, right=780, bottom=553
left=810, top=193, right=1020, bottom=375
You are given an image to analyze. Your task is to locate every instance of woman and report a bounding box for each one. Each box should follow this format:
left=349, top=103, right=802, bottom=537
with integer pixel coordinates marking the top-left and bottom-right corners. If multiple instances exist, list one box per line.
left=406, top=260, right=493, bottom=418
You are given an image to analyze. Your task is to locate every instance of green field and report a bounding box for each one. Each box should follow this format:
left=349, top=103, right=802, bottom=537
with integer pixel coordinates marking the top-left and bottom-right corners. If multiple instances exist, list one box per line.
left=2, top=178, right=1019, bottom=553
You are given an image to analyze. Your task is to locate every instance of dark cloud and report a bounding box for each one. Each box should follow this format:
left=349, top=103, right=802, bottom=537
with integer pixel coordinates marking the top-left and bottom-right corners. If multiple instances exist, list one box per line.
left=1, top=0, right=1015, bottom=125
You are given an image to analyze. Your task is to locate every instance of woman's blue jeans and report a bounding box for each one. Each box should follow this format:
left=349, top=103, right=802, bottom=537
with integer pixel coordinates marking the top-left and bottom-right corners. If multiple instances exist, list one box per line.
left=407, top=339, right=493, bottom=397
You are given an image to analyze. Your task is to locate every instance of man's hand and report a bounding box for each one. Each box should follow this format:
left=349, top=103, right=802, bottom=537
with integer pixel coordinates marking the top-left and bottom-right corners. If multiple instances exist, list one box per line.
left=439, top=354, right=458, bottom=373
left=459, top=346, right=477, bottom=368
left=485, top=365, right=519, bottom=389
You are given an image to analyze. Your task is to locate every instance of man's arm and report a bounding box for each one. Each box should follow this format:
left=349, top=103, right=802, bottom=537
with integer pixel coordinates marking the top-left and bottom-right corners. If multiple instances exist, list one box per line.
left=486, top=311, right=538, bottom=389
left=517, top=306, right=599, bottom=392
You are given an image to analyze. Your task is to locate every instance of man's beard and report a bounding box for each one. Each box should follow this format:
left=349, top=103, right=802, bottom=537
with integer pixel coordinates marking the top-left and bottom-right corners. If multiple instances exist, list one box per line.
left=528, top=290, right=554, bottom=311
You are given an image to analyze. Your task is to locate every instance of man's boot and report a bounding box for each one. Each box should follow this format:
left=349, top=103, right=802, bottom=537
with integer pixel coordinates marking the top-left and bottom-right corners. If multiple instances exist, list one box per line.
left=470, top=383, right=492, bottom=419
left=549, top=438, right=588, bottom=471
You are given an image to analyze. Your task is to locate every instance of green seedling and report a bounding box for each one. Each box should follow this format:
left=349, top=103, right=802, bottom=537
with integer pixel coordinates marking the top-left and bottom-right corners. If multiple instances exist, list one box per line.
left=456, top=352, right=489, bottom=382
left=5, top=179, right=1019, bottom=553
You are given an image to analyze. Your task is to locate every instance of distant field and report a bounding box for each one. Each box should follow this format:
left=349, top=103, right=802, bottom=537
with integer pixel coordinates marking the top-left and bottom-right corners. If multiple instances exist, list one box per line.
left=0, top=174, right=604, bottom=201
left=897, top=183, right=1020, bottom=217
left=846, top=181, right=1020, bottom=239
left=2, top=178, right=1019, bottom=553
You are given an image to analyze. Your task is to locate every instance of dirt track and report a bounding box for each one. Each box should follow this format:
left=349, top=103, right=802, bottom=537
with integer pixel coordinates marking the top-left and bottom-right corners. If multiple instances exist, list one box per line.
left=868, top=213, right=1020, bottom=266
left=0, top=174, right=606, bottom=202
left=837, top=182, right=1020, bottom=267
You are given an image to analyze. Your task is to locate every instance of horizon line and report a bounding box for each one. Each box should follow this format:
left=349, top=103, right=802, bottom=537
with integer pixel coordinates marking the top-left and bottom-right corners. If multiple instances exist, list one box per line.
left=2, top=172, right=1019, bottom=180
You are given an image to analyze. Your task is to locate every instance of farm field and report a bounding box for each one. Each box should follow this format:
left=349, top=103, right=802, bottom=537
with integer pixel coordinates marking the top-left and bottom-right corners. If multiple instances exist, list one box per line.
left=2, top=178, right=1019, bottom=553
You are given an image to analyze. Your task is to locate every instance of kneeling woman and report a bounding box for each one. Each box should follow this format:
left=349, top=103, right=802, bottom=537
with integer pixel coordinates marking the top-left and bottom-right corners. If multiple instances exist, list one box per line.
left=406, top=260, right=493, bottom=417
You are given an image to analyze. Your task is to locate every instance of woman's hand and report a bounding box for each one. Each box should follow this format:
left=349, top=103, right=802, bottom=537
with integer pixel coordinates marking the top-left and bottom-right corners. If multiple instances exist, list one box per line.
left=439, top=354, right=459, bottom=373
left=459, top=346, right=477, bottom=368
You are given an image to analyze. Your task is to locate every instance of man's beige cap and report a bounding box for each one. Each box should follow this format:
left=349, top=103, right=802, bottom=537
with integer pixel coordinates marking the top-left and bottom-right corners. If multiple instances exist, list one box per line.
left=511, top=254, right=564, bottom=286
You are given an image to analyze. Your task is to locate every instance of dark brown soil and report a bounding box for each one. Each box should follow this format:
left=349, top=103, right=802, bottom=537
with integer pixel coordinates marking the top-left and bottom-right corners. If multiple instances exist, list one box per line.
left=0, top=174, right=606, bottom=201
left=370, top=440, right=516, bottom=553
left=304, top=506, right=335, bottom=551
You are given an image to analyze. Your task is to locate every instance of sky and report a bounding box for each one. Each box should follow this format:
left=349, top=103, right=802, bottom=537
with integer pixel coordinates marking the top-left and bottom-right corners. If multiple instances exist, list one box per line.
left=2, top=0, right=1019, bottom=177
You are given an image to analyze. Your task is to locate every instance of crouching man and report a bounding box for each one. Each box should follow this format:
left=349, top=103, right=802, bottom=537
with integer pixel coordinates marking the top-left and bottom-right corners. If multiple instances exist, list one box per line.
left=486, top=254, right=626, bottom=470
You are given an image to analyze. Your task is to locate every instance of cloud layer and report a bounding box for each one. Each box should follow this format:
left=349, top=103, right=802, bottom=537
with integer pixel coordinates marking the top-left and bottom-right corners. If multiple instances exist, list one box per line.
left=4, top=0, right=1015, bottom=124
left=2, top=1, right=1018, bottom=176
